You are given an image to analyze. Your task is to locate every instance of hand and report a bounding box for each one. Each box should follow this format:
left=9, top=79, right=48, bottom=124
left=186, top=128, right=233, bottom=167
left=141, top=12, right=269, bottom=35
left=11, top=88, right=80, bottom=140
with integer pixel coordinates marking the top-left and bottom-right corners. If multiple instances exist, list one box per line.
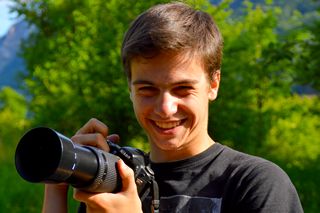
left=71, top=118, right=142, bottom=213
left=71, top=118, right=119, bottom=151
left=74, top=159, right=142, bottom=213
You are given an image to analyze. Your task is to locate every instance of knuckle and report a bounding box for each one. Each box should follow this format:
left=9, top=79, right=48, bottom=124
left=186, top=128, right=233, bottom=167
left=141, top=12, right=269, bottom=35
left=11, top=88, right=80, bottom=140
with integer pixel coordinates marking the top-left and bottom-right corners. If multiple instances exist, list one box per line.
left=70, top=135, right=80, bottom=143
left=89, top=117, right=98, bottom=124
left=94, top=133, right=106, bottom=143
left=73, top=189, right=80, bottom=200
left=124, top=164, right=134, bottom=177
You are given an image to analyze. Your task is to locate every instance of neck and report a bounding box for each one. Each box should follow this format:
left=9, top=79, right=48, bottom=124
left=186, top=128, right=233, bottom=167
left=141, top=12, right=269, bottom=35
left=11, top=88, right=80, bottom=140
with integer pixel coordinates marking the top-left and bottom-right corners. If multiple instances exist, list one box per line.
left=149, top=135, right=215, bottom=163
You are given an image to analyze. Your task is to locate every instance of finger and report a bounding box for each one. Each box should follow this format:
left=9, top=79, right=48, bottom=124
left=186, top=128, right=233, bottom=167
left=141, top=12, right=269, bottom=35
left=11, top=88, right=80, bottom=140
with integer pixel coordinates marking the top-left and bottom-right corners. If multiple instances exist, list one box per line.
left=73, top=188, right=111, bottom=210
left=73, top=188, right=85, bottom=202
left=107, top=134, right=120, bottom=143
left=76, top=118, right=109, bottom=137
left=117, top=160, right=137, bottom=194
left=73, top=188, right=95, bottom=204
left=71, top=133, right=109, bottom=152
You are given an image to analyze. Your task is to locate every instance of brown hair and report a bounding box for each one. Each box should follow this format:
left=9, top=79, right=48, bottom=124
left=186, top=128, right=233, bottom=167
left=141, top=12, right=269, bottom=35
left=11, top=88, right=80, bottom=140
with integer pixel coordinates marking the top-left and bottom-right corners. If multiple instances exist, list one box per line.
left=121, top=2, right=223, bottom=80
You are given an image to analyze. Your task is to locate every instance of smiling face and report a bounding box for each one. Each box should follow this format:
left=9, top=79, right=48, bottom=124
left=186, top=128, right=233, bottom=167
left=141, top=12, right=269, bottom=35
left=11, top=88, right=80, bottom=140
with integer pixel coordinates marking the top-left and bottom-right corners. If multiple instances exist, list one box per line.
left=129, top=52, right=220, bottom=162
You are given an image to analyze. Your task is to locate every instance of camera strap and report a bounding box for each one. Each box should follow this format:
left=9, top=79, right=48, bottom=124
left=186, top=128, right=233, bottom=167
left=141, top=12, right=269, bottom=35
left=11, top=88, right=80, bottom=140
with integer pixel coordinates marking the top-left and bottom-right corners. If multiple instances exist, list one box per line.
left=150, top=178, right=160, bottom=213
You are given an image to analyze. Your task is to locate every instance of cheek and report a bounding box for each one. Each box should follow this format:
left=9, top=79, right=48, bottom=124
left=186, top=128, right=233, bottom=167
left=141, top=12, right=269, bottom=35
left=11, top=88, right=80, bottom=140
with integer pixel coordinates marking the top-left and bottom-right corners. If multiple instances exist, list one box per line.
left=182, top=94, right=208, bottom=110
left=132, top=97, right=152, bottom=118
left=184, top=96, right=209, bottom=119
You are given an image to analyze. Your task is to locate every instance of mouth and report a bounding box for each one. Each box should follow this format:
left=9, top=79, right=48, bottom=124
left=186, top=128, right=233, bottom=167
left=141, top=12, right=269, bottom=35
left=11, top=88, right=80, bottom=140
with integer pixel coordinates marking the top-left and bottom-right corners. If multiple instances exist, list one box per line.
left=154, top=120, right=184, bottom=129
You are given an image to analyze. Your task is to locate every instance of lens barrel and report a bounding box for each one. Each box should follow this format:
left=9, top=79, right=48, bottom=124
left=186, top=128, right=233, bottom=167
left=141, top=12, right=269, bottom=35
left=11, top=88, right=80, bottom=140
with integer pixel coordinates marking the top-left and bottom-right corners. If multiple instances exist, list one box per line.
left=15, top=127, right=121, bottom=193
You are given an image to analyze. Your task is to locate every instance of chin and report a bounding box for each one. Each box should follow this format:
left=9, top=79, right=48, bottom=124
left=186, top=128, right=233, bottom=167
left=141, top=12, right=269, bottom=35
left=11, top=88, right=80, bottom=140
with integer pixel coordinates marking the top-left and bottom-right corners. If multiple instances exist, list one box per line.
left=153, top=139, right=185, bottom=151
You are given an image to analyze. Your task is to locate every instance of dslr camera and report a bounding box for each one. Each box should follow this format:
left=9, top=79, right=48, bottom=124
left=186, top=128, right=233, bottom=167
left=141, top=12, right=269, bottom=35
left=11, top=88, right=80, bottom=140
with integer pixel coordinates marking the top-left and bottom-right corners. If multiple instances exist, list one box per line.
left=15, top=127, right=158, bottom=202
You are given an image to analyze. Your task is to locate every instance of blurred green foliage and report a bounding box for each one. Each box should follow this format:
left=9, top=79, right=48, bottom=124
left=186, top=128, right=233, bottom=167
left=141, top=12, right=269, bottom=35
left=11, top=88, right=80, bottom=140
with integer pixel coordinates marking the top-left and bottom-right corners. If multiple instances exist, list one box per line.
left=1, top=0, right=319, bottom=212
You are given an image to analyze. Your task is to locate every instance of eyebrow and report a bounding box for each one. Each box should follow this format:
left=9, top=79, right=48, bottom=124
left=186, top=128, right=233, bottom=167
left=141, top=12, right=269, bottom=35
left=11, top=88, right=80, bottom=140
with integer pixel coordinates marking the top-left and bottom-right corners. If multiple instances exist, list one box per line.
left=132, top=79, right=199, bottom=86
left=132, top=80, right=154, bottom=85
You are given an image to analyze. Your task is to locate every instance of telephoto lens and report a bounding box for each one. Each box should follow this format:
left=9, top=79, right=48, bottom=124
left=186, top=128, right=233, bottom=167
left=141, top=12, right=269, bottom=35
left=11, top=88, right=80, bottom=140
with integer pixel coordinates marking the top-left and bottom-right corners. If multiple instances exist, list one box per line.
left=15, top=127, right=121, bottom=193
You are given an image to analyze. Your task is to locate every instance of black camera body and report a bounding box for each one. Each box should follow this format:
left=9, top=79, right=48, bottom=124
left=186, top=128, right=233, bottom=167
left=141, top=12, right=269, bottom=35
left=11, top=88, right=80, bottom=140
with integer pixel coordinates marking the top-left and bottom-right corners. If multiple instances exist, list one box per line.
left=107, top=140, right=155, bottom=200
left=15, top=127, right=156, bottom=201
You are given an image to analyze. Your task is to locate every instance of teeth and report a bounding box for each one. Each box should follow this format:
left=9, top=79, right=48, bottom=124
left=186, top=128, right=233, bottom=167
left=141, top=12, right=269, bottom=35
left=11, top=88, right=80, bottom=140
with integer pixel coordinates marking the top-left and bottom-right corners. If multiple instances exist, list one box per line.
left=155, top=121, right=181, bottom=129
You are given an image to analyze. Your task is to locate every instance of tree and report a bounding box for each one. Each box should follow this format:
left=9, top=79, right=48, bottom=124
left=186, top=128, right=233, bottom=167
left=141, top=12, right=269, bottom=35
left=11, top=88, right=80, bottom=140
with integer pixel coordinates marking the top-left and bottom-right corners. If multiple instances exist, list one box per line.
left=0, top=86, right=28, bottom=161
left=12, top=0, right=169, bottom=141
left=209, top=1, right=292, bottom=152
left=294, top=11, right=320, bottom=91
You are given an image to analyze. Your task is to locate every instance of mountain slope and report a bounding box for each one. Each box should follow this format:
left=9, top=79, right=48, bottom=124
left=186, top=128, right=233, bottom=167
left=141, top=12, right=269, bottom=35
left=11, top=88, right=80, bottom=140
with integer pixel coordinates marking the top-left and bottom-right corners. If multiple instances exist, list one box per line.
left=0, top=21, right=32, bottom=90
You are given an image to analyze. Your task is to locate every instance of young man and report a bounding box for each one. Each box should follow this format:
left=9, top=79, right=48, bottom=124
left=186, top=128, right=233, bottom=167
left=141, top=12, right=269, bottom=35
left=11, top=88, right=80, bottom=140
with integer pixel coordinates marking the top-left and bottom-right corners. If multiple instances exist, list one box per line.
left=42, top=2, right=303, bottom=213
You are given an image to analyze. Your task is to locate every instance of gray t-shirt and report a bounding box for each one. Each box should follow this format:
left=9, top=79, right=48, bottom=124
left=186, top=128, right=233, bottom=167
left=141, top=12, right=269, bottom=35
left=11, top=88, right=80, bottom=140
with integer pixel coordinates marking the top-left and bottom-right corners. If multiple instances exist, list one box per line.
left=142, top=143, right=303, bottom=213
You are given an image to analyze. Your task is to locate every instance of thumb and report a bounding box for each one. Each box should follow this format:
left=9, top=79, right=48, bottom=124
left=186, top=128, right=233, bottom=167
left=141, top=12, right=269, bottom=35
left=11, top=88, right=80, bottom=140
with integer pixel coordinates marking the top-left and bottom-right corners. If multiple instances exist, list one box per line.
left=107, top=134, right=120, bottom=143
left=117, top=159, right=137, bottom=194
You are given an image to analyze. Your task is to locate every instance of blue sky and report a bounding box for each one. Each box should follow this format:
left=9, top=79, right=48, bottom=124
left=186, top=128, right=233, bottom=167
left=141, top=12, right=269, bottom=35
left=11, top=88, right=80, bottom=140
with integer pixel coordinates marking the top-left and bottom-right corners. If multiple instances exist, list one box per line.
left=0, top=0, right=18, bottom=37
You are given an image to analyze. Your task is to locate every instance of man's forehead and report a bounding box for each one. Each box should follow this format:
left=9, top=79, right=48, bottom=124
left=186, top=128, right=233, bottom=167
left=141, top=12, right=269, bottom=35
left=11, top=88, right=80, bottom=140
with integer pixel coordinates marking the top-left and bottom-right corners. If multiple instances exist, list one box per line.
left=132, top=78, right=199, bottom=86
left=129, top=51, right=207, bottom=85
left=131, top=50, right=200, bottom=65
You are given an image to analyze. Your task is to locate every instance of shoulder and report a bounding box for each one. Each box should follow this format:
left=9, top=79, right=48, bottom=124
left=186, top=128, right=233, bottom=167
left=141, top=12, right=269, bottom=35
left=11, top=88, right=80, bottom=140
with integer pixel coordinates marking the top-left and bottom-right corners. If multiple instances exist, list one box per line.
left=217, top=143, right=287, bottom=179
left=217, top=144, right=303, bottom=212
left=219, top=144, right=293, bottom=190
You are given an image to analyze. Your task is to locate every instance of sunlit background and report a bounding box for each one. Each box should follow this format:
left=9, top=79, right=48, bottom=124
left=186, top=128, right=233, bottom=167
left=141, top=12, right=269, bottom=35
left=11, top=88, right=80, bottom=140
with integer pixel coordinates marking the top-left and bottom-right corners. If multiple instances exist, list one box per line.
left=0, top=0, right=319, bottom=212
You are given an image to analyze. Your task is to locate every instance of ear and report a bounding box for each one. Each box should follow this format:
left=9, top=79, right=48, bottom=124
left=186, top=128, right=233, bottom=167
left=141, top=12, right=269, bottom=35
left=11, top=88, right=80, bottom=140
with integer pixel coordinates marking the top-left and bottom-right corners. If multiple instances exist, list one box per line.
left=208, top=70, right=220, bottom=101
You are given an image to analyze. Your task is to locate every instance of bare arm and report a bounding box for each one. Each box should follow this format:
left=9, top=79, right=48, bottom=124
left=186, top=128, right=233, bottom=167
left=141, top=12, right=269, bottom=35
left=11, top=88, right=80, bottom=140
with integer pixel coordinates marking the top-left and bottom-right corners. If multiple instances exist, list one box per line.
left=42, top=184, right=69, bottom=213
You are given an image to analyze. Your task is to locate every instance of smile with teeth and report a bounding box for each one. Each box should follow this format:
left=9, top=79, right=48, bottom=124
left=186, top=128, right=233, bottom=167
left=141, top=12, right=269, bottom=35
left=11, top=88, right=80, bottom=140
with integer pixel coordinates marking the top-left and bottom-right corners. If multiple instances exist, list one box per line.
left=154, top=120, right=182, bottom=129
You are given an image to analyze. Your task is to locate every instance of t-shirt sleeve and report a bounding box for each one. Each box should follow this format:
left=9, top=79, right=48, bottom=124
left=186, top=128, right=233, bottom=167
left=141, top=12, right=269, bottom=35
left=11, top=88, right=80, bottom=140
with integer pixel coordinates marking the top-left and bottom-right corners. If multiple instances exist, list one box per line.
left=231, top=160, right=303, bottom=213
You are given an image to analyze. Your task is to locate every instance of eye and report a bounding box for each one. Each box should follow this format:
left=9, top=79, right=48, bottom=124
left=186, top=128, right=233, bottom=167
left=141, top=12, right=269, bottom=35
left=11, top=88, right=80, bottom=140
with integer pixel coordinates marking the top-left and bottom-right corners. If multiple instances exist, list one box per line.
left=173, top=85, right=194, bottom=97
left=137, top=86, right=158, bottom=96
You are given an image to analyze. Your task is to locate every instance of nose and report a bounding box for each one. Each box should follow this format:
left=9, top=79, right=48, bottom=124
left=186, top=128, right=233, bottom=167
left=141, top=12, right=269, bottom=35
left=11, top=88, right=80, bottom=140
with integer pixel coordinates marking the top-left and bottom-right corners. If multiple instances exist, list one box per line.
left=154, top=92, right=178, bottom=118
